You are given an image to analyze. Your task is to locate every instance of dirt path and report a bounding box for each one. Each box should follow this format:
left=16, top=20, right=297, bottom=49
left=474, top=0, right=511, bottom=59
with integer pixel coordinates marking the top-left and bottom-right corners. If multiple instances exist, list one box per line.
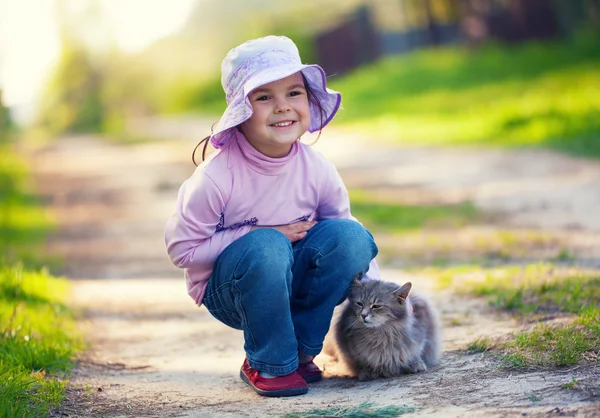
left=30, top=123, right=600, bottom=417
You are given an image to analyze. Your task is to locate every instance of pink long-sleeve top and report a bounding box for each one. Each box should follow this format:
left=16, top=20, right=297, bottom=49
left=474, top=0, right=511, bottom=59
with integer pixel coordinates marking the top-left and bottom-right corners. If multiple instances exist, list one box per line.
left=165, top=130, right=381, bottom=305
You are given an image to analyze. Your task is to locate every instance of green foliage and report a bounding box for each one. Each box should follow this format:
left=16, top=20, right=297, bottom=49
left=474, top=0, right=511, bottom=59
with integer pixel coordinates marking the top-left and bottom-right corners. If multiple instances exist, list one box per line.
left=0, top=90, right=14, bottom=143
left=0, top=147, right=55, bottom=267
left=36, top=39, right=159, bottom=139
left=330, top=35, right=600, bottom=157
left=160, top=14, right=318, bottom=116
left=36, top=41, right=104, bottom=135
left=100, top=51, right=159, bottom=136
left=349, top=189, right=479, bottom=232
left=164, top=76, right=225, bottom=116
left=0, top=146, right=79, bottom=417
left=504, top=321, right=599, bottom=367
left=467, top=336, right=493, bottom=354
left=561, top=377, right=579, bottom=390
left=0, top=264, right=81, bottom=418
left=0, top=368, right=66, bottom=418
left=449, top=264, right=600, bottom=368
left=284, top=401, right=416, bottom=418
left=466, top=267, right=600, bottom=315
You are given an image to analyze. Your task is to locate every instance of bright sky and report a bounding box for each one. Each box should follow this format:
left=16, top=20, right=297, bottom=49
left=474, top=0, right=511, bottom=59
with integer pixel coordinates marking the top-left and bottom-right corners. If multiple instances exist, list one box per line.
left=0, top=0, right=197, bottom=116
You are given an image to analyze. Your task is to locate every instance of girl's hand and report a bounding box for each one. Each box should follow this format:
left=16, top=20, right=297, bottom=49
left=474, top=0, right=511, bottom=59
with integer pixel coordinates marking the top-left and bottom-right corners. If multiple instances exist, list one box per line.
left=252, top=221, right=317, bottom=242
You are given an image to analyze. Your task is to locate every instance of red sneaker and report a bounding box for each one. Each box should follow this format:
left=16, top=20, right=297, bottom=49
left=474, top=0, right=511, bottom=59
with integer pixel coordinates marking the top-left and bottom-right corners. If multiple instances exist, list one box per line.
left=239, top=358, right=308, bottom=397
left=296, top=360, right=323, bottom=383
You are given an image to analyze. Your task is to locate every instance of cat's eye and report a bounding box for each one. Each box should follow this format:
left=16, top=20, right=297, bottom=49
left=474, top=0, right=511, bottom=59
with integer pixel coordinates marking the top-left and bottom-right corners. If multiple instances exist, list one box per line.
left=356, top=301, right=363, bottom=307
left=372, top=304, right=382, bottom=309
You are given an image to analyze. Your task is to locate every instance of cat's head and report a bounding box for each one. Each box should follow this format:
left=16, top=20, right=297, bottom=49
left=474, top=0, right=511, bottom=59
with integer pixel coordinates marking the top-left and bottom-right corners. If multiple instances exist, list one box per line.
left=346, top=279, right=412, bottom=328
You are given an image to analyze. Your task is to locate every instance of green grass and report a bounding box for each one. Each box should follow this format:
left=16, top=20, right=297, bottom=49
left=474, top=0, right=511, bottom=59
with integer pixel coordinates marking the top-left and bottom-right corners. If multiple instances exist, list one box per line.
left=329, top=33, right=600, bottom=157
left=283, top=401, right=416, bottom=418
left=0, top=264, right=82, bottom=418
left=440, top=264, right=600, bottom=368
left=462, top=265, right=599, bottom=315
left=0, top=144, right=81, bottom=417
left=467, top=336, right=494, bottom=354
left=0, top=145, right=56, bottom=267
left=355, top=213, right=569, bottom=268
left=349, top=189, right=480, bottom=233
left=175, top=33, right=600, bottom=157
left=561, top=377, right=579, bottom=390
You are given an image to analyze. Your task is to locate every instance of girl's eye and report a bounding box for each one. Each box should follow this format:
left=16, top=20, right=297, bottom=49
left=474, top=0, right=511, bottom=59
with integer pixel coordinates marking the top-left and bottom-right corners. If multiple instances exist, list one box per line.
left=356, top=301, right=363, bottom=307
left=255, top=95, right=269, bottom=101
left=289, top=91, right=302, bottom=97
left=372, top=304, right=382, bottom=309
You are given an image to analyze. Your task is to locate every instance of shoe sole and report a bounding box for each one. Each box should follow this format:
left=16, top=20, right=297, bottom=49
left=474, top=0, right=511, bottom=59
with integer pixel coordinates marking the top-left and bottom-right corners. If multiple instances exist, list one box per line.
left=301, top=374, right=322, bottom=383
left=239, top=371, right=308, bottom=397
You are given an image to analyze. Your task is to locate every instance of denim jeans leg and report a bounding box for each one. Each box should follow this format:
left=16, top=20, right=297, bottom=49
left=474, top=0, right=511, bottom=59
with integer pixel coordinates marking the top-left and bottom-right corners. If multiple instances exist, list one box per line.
left=203, top=228, right=299, bottom=376
left=291, top=219, right=378, bottom=356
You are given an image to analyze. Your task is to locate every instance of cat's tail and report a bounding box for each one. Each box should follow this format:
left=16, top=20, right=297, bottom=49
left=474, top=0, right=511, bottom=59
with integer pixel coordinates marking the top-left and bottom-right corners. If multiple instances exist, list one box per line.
left=413, top=294, right=443, bottom=367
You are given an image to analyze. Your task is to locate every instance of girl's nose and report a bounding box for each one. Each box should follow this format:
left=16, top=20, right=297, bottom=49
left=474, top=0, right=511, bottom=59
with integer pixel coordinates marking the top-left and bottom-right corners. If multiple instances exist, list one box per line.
left=274, top=98, right=291, bottom=113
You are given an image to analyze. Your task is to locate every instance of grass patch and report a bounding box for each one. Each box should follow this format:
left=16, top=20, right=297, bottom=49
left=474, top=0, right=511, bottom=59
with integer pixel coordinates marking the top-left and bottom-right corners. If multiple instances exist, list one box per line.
left=561, top=377, right=579, bottom=390
left=371, top=226, right=569, bottom=268
left=349, top=189, right=479, bottom=233
left=467, top=336, right=494, bottom=354
left=173, top=32, right=600, bottom=157
left=503, top=318, right=599, bottom=367
left=0, top=144, right=81, bottom=417
left=0, top=145, right=56, bottom=267
left=0, top=264, right=82, bottom=417
left=283, top=401, right=416, bottom=418
left=438, top=264, right=600, bottom=368
left=329, top=34, right=600, bottom=157
left=461, top=265, right=599, bottom=315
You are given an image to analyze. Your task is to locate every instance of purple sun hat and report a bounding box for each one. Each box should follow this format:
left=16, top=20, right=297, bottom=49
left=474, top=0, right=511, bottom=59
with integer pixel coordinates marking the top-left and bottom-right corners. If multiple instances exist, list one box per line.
left=210, top=35, right=342, bottom=148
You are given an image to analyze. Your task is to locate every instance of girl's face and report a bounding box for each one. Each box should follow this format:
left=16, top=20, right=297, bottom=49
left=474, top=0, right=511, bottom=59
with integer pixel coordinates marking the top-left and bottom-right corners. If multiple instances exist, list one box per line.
left=240, top=72, right=310, bottom=158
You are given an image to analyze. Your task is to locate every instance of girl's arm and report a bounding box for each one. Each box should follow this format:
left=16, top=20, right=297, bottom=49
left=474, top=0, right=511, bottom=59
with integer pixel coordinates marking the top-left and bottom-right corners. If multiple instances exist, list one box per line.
left=315, top=163, right=351, bottom=220
left=165, top=173, right=252, bottom=270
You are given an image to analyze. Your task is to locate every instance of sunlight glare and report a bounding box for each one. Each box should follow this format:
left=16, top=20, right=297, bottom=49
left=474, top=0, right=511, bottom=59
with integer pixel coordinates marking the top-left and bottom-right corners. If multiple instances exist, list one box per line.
left=101, top=0, right=197, bottom=53
left=0, top=0, right=197, bottom=112
left=0, top=0, right=60, bottom=107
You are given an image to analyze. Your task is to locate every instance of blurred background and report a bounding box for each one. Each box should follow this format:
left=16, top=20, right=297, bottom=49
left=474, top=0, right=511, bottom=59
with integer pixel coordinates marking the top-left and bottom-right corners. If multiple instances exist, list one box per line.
left=0, top=0, right=599, bottom=274
left=1, top=0, right=598, bottom=149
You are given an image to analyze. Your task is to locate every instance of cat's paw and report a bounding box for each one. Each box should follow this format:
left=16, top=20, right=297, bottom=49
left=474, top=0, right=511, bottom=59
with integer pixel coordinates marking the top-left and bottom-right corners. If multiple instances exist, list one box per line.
left=356, top=370, right=377, bottom=381
left=405, top=360, right=427, bottom=374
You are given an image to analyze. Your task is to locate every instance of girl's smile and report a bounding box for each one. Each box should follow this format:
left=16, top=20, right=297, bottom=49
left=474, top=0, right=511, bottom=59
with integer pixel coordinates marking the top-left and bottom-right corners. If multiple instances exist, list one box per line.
left=270, top=120, right=296, bottom=128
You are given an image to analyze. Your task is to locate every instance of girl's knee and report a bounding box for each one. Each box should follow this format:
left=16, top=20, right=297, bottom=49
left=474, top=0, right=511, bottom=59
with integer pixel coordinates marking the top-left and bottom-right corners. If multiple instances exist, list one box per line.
left=242, top=228, right=293, bottom=261
left=320, top=219, right=378, bottom=257
left=231, top=229, right=293, bottom=291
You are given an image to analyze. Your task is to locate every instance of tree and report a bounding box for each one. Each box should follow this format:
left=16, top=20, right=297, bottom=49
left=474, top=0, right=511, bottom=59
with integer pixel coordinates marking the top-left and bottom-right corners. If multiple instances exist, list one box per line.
left=35, top=39, right=104, bottom=135
left=0, top=89, right=13, bottom=143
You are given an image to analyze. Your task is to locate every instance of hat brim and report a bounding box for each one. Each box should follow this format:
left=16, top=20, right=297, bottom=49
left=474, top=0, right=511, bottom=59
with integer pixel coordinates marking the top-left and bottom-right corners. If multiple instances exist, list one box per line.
left=210, top=63, right=341, bottom=148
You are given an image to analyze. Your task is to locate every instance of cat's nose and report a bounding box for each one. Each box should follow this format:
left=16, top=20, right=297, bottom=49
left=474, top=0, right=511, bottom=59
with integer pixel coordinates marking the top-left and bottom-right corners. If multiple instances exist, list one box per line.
left=361, top=313, right=367, bottom=319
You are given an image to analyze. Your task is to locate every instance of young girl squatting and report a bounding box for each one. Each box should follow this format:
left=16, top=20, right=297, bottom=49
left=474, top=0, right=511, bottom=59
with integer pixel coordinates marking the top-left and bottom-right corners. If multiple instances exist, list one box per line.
left=165, top=35, right=381, bottom=397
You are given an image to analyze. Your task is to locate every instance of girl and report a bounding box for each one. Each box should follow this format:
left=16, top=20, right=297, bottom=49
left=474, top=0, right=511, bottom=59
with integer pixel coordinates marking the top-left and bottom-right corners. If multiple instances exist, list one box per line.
left=165, top=35, right=381, bottom=397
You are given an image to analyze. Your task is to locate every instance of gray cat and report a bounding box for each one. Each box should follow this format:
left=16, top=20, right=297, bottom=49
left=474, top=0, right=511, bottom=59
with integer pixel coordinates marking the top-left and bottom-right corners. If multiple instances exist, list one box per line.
left=326, top=279, right=441, bottom=381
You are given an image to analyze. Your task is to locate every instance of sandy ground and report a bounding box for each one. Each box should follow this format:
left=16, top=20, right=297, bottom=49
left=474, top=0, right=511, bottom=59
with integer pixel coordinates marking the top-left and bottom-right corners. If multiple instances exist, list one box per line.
left=29, top=120, right=600, bottom=417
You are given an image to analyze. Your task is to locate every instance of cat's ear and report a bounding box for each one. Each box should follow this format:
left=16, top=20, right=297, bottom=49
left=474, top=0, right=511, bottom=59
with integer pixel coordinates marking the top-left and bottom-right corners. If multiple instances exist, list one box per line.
left=351, top=273, right=363, bottom=289
left=393, top=282, right=412, bottom=304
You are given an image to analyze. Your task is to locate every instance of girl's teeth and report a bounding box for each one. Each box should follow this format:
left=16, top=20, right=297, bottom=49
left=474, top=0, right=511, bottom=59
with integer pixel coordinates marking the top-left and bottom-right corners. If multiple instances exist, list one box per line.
left=273, top=121, right=293, bottom=127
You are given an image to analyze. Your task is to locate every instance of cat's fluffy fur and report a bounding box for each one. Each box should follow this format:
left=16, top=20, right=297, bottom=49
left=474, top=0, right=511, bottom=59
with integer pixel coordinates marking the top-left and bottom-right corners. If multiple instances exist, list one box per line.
left=326, top=279, right=441, bottom=381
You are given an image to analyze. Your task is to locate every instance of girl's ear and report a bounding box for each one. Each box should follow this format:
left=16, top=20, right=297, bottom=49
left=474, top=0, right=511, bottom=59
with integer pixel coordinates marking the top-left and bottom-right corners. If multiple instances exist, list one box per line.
left=393, top=282, right=412, bottom=304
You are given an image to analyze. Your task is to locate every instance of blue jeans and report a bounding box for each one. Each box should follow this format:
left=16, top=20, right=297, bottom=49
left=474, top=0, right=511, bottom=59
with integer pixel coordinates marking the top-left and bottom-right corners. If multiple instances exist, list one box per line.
left=203, top=219, right=378, bottom=376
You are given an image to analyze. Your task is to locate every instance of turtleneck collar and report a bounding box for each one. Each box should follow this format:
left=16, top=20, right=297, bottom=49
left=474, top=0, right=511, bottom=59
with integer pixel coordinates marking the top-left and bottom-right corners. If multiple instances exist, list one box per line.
left=234, top=130, right=299, bottom=176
